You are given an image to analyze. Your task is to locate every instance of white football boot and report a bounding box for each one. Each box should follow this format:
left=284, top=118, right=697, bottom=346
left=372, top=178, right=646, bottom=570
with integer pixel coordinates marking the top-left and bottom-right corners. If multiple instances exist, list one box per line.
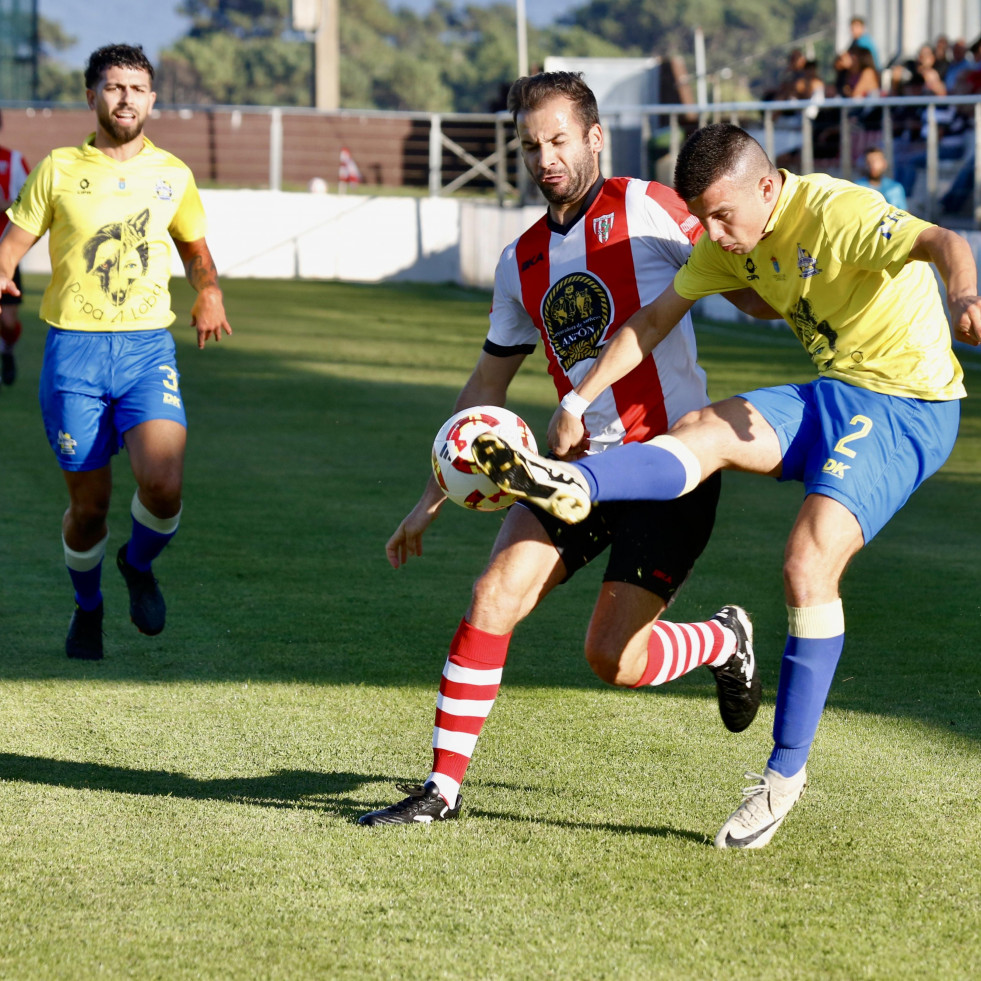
left=714, top=766, right=807, bottom=849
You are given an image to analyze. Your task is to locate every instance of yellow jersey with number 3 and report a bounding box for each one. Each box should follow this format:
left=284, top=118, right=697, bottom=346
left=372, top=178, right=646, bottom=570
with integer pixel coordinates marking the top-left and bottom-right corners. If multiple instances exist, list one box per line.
left=674, top=170, right=965, bottom=401
left=7, top=135, right=207, bottom=332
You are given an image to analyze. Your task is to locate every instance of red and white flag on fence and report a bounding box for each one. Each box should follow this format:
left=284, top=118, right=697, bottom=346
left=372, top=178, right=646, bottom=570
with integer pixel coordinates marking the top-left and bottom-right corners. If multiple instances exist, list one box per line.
left=339, top=146, right=362, bottom=185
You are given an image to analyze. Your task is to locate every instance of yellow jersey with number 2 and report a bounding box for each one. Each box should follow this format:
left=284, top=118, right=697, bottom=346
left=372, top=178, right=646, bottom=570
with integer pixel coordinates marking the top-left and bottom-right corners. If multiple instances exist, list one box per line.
left=674, top=170, right=965, bottom=401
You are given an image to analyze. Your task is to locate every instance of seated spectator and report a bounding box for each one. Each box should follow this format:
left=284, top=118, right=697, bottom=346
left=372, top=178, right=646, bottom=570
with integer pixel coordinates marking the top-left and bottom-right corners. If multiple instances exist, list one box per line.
left=855, top=147, right=908, bottom=209
left=848, top=46, right=881, bottom=99
left=934, top=35, right=951, bottom=78
left=832, top=48, right=856, bottom=96
left=774, top=48, right=808, bottom=101
left=915, top=45, right=947, bottom=96
left=944, top=39, right=973, bottom=90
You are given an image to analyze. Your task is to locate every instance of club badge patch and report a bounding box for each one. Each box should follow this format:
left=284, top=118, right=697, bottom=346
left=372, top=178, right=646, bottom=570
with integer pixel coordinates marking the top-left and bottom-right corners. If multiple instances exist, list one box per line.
left=593, top=212, right=614, bottom=244
left=541, top=272, right=612, bottom=371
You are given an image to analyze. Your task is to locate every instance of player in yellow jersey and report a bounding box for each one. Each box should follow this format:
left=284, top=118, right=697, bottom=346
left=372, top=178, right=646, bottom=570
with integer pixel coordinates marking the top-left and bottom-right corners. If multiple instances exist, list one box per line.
left=472, top=123, right=981, bottom=849
left=0, top=44, right=232, bottom=660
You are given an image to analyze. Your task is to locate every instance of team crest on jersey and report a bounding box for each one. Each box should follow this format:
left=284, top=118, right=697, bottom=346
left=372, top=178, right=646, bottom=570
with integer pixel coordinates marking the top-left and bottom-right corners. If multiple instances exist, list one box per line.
left=796, top=244, right=821, bottom=279
left=541, top=272, right=612, bottom=371
left=593, top=212, right=614, bottom=244
left=155, top=180, right=174, bottom=201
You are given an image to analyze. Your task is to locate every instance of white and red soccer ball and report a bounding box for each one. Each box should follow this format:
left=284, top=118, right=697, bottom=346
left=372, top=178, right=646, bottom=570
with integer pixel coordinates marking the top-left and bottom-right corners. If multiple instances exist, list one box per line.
left=432, top=405, right=538, bottom=512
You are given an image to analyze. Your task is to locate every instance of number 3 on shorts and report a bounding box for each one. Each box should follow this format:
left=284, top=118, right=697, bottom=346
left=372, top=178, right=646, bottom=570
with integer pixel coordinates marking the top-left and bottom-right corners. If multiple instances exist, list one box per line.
left=833, top=414, right=873, bottom=459
left=158, top=364, right=179, bottom=392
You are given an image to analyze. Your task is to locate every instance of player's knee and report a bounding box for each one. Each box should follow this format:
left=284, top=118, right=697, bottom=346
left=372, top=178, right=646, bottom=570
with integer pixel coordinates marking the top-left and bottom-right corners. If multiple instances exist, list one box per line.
left=783, top=547, right=837, bottom=604
left=68, top=496, right=110, bottom=535
left=584, top=638, right=630, bottom=687
left=138, top=473, right=182, bottom=512
left=468, top=573, right=527, bottom=633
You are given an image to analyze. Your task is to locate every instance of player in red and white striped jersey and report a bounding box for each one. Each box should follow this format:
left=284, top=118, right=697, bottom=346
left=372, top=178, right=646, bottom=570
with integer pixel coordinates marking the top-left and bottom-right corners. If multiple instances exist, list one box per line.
left=0, top=110, right=31, bottom=387
left=360, top=72, right=776, bottom=826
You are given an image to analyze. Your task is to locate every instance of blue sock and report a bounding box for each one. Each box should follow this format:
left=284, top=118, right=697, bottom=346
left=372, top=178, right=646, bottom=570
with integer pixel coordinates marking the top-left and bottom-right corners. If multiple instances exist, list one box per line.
left=574, top=436, right=700, bottom=502
left=768, top=602, right=845, bottom=778
left=126, top=491, right=181, bottom=572
left=64, top=533, right=107, bottom=611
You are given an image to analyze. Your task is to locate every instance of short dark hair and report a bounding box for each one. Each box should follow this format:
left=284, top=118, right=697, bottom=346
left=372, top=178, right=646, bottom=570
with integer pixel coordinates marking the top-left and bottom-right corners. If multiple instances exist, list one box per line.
left=506, top=71, right=600, bottom=133
left=84, top=44, right=155, bottom=89
left=674, top=123, right=774, bottom=202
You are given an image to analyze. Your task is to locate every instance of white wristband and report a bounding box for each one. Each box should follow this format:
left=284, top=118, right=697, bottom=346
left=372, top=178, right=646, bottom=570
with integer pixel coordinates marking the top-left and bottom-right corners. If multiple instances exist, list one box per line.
left=560, top=390, right=591, bottom=418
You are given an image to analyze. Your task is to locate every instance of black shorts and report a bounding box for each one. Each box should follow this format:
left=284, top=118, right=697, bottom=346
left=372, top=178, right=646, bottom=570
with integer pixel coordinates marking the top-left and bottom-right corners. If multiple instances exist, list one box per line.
left=6, top=266, right=22, bottom=306
left=521, top=470, right=722, bottom=603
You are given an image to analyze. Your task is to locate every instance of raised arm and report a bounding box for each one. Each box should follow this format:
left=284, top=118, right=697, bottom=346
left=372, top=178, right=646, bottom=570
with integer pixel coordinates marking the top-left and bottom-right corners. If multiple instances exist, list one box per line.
left=385, top=349, right=526, bottom=569
left=173, top=237, right=232, bottom=349
left=548, top=284, right=695, bottom=457
left=909, top=225, right=981, bottom=345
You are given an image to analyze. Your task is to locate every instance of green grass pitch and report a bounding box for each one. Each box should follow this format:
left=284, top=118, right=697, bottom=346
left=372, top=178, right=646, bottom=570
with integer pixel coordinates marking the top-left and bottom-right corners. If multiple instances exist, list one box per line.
left=1, top=275, right=979, bottom=979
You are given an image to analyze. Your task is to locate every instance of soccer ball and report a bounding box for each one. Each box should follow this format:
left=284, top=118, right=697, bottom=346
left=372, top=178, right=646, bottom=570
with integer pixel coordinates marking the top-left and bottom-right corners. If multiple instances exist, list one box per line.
left=432, top=405, right=538, bottom=511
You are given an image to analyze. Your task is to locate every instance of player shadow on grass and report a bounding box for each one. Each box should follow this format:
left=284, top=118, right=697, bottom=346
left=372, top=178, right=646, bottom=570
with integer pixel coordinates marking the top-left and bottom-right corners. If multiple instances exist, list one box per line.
left=0, top=752, right=392, bottom=815
left=0, top=752, right=707, bottom=837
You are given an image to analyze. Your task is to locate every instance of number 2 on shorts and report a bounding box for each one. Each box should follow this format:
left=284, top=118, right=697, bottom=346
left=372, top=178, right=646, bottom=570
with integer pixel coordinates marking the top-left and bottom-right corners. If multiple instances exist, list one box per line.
left=833, top=414, right=873, bottom=458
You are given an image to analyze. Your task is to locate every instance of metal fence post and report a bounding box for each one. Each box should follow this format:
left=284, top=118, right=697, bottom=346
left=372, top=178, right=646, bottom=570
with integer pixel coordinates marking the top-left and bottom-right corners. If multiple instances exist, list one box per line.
left=495, top=113, right=507, bottom=204
left=840, top=106, right=852, bottom=180
left=763, top=109, right=774, bottom=161
left=801, top=111, right=814, bottom=175
left=429, top=113, right=442, bottom=197
left=269, top=107, right=283, bottom=191
left=925, top=103, right=938, bottom=221
left=974, top=104, right=981, bottom=226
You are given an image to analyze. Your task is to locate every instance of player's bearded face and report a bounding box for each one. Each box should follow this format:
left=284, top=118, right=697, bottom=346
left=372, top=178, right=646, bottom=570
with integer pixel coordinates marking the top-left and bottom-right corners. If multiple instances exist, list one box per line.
left=90, top=66, right=155, bottom=146
left=517, top=97, right=601, bottom=210
left=533, top=134, right=596, bottom=205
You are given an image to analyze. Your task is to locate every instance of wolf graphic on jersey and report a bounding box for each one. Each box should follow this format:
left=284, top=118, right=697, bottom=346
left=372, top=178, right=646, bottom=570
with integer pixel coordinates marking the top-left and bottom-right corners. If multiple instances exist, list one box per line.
left=791, top=296, right=838, bottom=371
left=82, top=208, right=151, bottom=306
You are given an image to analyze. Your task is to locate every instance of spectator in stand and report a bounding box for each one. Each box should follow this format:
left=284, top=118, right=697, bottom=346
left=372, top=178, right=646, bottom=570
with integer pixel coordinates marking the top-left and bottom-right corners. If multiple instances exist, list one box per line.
left=800, top=60, right=826, bottom=101
left=944, top=39, right=973, bottom=91
left=848, top=46, right=881, bottom=98
left=933, top=35, right=951, bottom=79
left=855, top=147, right=908, bottom=209
left=850, top=16, right=880, bottom=70
left=915, top=44, right=947, bottom=96
left=774, top=48, right=808, bottom=101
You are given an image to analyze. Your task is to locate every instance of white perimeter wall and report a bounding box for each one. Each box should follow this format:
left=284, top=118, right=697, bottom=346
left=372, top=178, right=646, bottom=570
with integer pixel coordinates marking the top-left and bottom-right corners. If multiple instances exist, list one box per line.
left=18, top=189, right=981, bottom=327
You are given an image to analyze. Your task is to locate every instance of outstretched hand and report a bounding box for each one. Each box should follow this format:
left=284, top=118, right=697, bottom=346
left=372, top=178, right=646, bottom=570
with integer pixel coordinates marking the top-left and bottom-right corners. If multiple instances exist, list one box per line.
left=385, top=494, right=444, bottom=569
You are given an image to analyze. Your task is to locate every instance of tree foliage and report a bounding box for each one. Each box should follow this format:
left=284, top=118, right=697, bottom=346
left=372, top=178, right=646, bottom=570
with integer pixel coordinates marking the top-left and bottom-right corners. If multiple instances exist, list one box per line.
left=38, top=0, right=837, bottom=110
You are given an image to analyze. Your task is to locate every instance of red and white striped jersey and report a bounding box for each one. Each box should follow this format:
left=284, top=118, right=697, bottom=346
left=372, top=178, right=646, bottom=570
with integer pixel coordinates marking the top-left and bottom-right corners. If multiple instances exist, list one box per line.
left=487, top=177, right=707, bottom=452
left=0, top=145, right=30, bottom=236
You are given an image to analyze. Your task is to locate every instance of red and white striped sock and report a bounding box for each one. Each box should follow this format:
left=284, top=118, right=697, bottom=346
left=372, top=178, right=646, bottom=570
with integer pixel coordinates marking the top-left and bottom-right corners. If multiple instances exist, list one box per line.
left=633, top=618, right=734, bottom=688
left=427, top=618, right=510, bottom=806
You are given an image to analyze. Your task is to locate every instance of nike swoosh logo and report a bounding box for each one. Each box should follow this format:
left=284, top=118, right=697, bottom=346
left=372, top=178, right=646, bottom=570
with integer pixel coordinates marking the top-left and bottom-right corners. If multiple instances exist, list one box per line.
left=724, top=820, right=778, bottom=847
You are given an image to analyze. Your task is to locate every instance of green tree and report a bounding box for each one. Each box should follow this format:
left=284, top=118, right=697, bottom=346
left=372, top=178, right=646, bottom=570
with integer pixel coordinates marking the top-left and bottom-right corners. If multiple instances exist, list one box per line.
left=34, top=16, right=83, bottom=103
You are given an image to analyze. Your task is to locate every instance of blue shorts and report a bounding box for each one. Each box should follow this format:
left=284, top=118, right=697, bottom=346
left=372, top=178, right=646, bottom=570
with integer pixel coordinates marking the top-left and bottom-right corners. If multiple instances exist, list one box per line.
left=742, top=376, right=960, bottom=543
left=39, top=328, right=187, bottom=472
